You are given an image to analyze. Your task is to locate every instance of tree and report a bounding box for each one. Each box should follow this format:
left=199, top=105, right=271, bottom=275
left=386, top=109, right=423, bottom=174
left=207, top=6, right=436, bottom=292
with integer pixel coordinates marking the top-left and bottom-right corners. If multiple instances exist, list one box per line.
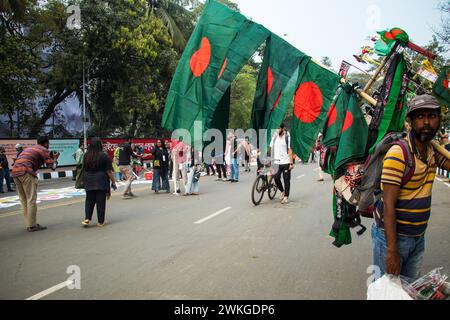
left=321, top=56, right=334, bottom=71
left=229, top=65, right=257, bottom=129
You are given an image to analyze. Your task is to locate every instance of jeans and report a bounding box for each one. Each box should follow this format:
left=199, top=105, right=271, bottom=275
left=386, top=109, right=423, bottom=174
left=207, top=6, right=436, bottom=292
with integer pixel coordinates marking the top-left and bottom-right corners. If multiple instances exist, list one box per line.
left=230, top=158, right=239, bottom=181
left=274, top=164, right=291, bottom=197
left=152, top=167, right=170, bottom=191
left=85, top=190, right=107, bottom=224
left=0, top=167, right=12, bottom=192
left=372, top=224, right=425, bottom=282
left=185, top=167, right=199, bottom=194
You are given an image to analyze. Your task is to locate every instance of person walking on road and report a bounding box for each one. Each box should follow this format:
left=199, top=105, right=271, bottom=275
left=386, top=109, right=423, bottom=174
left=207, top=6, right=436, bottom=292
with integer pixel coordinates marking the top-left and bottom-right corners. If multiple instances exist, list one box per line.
left=214, top=152, right=227, bottom=181
left=118, top=136, right=138, bottom=200
left=172, top=139, right=189, bottom=195
left=11, top=136, right=59, bottom=232
left=229, top=133, right=240, bottom=183
left=152, top=139, right=170, bottom=193
left=372, top=95, right=450, bottom=281
left=0, top=146, right=14, bottom=193
left=315, top=134, right=324, bottom=182
left=81, top=138, right=117, bottom=228
left=269, top=123, right=294, bottom=204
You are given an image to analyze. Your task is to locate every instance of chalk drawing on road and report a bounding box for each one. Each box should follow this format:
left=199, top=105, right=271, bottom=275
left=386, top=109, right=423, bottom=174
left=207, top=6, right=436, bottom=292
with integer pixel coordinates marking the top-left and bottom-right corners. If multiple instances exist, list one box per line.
left=0, top=180, right=153, bottom=209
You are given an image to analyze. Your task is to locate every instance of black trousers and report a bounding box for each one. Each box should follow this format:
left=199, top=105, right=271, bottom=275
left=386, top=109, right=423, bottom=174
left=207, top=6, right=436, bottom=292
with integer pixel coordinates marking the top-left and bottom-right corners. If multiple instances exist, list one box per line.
left=206, top=164, right=216, bottom=175
left=274, top=164, right=291, bottom=198
left=216, top=163, right=227, bottom=179
left=85, top=190, right=107, bottom=223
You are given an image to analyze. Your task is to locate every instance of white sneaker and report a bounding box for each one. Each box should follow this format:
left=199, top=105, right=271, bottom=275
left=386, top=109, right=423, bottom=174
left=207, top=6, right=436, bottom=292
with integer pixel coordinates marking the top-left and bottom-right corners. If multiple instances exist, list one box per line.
left=282, top=197, right=289, bottom=204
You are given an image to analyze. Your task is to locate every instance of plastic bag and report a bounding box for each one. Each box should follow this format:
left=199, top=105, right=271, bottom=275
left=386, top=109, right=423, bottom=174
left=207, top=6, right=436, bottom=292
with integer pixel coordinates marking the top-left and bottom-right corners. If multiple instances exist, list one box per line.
left=367, top=275, right=413, bottom=300
left=401, top=268, right=450, bottom=300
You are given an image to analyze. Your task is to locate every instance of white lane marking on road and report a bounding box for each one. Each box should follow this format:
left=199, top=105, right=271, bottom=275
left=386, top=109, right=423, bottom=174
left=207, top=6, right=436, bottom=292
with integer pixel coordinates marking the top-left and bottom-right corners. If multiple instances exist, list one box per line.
left=296, top=175, right=305, bottom=179
left=436, top=177, right=443, bottom=182
left=194, top=207, right=232, bottom=225
left=26, top=280, right=73, bottom=300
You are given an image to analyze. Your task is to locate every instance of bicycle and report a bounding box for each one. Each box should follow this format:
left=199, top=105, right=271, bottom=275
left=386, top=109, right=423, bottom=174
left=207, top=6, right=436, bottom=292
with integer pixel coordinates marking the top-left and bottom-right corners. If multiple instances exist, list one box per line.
left=251, top=162, right=277, bottom=206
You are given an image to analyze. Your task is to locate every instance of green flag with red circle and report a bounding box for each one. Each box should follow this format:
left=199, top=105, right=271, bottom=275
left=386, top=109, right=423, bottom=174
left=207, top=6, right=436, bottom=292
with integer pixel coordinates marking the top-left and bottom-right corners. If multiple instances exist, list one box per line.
left=251, top=34, right=308, bottom=132
left=162, top=0, right=255, bottom=142
left=290, top=59, right=341, bottom=162
left=333, top=91, right=368, bottom=171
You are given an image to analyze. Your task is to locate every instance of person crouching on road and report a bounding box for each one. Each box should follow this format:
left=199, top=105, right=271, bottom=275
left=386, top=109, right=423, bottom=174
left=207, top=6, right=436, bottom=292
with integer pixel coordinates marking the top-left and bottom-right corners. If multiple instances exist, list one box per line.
left=11, top=136, right=59, bottom=232
left=81, top=138, right=116, bottom=228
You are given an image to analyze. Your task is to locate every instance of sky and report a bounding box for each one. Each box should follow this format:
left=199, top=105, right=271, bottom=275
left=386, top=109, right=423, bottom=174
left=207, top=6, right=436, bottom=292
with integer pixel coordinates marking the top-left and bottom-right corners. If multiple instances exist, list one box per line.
left=231, top=0, right=447, bottom=71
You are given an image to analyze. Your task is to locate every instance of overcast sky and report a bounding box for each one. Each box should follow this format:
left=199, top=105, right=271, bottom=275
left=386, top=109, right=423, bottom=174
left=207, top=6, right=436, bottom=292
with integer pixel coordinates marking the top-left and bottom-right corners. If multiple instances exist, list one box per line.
left=230, top=0, right=447, bottom=70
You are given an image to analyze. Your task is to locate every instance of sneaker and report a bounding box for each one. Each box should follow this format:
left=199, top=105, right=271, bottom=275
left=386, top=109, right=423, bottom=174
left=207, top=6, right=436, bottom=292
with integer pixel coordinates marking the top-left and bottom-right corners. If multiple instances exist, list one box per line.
left=222, top=178, right=227, bottom=182
left=81, top=219, right=90, bottom=227
left=279, top=192, right=285, bottom=201
left=282, top=197, right=289, bottom=204
left=97, top=221, right=108, bottom=228
left=122, top=194, right=132, bottom=200
left=27, top=224, right=47, bottom=232
left=128, top=192, right=136, bottom=197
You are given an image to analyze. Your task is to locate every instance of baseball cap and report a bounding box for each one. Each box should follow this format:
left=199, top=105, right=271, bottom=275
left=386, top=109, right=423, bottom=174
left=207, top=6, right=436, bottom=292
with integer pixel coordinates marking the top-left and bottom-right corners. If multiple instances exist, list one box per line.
left=407, top=94, right=441, bottom=117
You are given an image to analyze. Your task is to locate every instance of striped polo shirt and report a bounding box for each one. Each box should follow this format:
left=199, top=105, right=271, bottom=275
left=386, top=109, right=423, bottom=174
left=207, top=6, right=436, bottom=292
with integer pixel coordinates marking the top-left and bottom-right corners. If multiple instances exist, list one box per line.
left=375, top=134, right=447, bottom=237
left=11, top=145, right=53, bottom=178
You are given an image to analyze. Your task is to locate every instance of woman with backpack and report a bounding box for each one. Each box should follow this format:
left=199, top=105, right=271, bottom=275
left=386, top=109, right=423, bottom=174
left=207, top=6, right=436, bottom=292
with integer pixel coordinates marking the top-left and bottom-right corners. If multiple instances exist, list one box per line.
left=152, top=139, right=170, bottom=193
left=81, top=138, right=116, bottom=228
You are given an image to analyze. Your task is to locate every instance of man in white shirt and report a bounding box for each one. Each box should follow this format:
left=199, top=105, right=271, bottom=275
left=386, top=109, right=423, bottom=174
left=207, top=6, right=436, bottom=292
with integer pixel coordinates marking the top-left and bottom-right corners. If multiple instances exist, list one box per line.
left=269, top=123, right=294, bottom=204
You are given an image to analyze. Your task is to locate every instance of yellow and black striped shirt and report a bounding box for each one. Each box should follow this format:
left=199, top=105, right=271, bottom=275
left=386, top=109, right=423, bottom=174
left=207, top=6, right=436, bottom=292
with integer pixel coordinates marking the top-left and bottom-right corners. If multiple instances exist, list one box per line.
left=375, top=135, right=447, bottom=237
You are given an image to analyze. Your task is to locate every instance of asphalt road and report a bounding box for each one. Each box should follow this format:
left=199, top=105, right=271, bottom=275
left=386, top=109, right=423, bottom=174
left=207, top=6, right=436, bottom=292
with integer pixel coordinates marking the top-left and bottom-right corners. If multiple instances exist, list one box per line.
left=0, top=164, right=449, bottom=300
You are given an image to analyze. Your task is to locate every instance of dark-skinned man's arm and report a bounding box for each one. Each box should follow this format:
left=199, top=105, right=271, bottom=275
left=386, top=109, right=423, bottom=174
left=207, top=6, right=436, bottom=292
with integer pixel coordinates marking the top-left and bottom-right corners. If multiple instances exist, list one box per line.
left=382, top=183, right=401, bottom=276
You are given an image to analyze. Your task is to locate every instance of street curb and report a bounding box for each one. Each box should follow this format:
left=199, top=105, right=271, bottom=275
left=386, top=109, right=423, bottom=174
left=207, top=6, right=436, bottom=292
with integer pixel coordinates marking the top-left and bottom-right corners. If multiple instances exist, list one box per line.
left=37, top=170, right=75, bottom=181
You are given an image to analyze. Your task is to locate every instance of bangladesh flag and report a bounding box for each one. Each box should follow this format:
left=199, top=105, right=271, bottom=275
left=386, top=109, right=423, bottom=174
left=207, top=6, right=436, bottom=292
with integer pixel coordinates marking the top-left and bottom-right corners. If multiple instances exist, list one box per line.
left=433, top=66, right=450, bottom=106
left=291, top=59, right=341, bottom=162
left=206, top=21, right=270, bottom=129
left=251, top=34, right=307, bottom=133
left=333, top=90, right=368, bottom=171
left=321, top=85, right=349, bottom=148
left=162, top=0, right=250, bottom=142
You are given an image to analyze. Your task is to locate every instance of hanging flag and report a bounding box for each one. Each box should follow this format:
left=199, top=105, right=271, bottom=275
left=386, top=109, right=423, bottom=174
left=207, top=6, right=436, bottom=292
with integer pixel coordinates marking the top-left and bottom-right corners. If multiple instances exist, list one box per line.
left=338, top=61, right=351, bottom=78
left=368, top=53, right=408, bottom=153
left=322, top=86, right=350, bottom=148
left=433, top=66, right=450, bottom=106
left=333, top=90, right=368, bottom=171
left=251, top=34, right=308, bottom=132
left=290, top=59, right=341, bottom=162
left=206, top=20, right=270, bottom=129
left=162, top=0, right=249, bottom=142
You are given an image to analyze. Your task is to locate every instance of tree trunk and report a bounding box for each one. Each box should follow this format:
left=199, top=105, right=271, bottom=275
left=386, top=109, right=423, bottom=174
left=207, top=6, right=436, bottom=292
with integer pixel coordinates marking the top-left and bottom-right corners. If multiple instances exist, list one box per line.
left=30, top=89, right=75, bottom=136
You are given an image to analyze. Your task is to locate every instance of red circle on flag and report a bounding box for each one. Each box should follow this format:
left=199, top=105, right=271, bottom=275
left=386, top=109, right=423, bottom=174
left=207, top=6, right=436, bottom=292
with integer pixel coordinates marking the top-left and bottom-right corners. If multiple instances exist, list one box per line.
left=443, top=79, right=449, bottom=90
left=267, top=67, right=274, bottom=94
left=327, top=104, right=337, bottom=127
left=342, top=111, right=354, bottom=133
left=294, top=82, right=323, bottom=123
left=190, top=37, right=211, bottom=77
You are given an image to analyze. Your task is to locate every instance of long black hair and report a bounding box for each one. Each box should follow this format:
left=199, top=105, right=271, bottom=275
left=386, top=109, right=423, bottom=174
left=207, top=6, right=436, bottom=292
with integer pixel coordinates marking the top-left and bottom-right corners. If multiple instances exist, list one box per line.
left=84, top=138, right=104, bottom=171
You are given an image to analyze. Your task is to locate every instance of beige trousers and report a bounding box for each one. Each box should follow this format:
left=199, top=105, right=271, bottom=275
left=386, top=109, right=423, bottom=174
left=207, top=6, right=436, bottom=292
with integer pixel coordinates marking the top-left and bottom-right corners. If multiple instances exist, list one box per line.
left=13, top=173, right=38, bottom=228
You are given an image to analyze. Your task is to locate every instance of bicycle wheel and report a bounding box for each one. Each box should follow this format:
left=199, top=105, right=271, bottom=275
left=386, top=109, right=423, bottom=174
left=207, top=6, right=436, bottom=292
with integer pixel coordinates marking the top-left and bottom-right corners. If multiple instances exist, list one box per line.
left=267, top=176, right=278, bottom=200
left=251, top=175, right=265, bottom=206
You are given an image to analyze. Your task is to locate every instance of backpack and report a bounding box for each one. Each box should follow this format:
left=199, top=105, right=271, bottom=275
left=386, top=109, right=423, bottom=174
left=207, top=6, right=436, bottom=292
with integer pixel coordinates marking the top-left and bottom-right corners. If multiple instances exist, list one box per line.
left=350, top=132, right=416, bottom=218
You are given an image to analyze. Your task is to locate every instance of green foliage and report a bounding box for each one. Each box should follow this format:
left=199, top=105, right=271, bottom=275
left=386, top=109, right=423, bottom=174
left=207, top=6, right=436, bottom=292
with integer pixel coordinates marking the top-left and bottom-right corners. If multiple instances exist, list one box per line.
left=229, top=65, right=257, bottom=129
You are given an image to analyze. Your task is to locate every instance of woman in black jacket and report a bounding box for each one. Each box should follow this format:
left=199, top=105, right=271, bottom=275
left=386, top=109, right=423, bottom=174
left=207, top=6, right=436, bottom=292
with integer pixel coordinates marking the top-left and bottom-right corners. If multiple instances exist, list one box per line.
left=152, top=139, right=170, bottom=193
left=81, top=138, right=116, bottom=227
